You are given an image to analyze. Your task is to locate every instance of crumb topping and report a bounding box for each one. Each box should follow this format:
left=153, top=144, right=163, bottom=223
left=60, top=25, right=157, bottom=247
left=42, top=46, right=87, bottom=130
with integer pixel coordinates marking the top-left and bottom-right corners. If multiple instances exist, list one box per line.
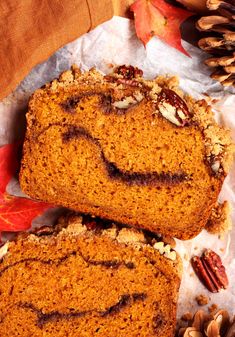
left=0, top=215, right=178, bottom=263
left=206, top=201, right=232, bottom=234
left=43, top=65, right=234, bottom=178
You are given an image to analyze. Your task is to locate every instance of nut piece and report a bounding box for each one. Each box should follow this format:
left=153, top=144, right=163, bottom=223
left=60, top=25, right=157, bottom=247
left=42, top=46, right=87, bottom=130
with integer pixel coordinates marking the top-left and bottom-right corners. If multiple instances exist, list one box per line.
left=114, top=65, right=143, bottom=79
left=203, top=249, right=229, bottom=289
left=195, top=294, right=209, bottom=306
left=211, top=160, right=221, bottom=174
left=112, top=92, right=144, bottom=110
left=0, top=242, right=9, bottom=260
left=165, top=250, right=177, bottom=261
left=105, top=65, right=144, bottom=87
left=157, top=89, right=191, bottom=127
left=191, top=256, right=217, bottom=292
left=191, top=250, right=228, bottom=293
left=153, top=241, right=176, bottom=261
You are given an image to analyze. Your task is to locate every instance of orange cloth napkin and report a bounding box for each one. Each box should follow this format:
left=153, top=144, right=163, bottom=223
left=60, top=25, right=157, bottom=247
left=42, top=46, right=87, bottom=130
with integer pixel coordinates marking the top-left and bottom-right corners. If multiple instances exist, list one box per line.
left=0, top=0, right=132, bottom=100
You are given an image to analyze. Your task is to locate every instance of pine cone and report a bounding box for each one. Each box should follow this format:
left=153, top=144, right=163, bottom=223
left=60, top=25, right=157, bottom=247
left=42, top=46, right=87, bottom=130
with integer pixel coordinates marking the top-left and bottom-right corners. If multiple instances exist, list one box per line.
left=197, top=0, right=235, bottom=87
left=178, top=309, right=235, bottom=337
left=175, top=0, right=208, bottom=12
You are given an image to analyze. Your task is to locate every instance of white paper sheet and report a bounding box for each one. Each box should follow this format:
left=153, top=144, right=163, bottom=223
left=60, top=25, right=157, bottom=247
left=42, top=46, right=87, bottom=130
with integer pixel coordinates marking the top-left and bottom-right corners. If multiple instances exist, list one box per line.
left=0, top=16, right=234, bottom=317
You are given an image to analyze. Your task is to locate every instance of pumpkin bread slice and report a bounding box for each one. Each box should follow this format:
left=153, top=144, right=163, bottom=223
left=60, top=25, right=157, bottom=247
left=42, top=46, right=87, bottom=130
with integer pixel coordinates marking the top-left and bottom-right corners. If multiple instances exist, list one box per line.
left=19, top=65, right=234, bottom=239
left=0, top=215, right=182, bottom=337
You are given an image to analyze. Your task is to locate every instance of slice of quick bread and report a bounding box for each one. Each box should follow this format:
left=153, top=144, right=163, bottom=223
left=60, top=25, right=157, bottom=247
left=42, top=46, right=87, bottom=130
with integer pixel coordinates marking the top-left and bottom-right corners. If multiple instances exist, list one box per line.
left=0, top=215, right=182, bottom=337
left=19, top=65, right=234, bottom=239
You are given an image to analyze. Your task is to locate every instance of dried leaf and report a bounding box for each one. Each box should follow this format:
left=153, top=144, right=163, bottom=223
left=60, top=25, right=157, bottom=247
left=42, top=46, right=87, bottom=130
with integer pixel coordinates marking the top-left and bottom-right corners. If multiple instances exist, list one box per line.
left=0, top=143, right=19, bottom=193
left=0, top=143, right=52, bottom=231
left=130, top=0, right=193, bottom=56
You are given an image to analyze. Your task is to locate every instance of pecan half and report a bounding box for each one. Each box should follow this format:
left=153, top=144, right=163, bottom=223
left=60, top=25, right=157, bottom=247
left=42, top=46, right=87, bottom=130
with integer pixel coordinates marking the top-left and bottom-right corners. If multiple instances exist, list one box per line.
left=105, top=65, right=144, bottom=87
left=191, top=249, right=228, bottom=293
left=157, top=89, right=191, bottom=127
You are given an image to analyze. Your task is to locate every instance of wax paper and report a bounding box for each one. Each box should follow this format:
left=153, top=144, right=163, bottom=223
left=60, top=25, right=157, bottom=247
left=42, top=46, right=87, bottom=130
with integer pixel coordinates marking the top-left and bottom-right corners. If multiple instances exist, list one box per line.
left=0, top=16, right=234, bottom=317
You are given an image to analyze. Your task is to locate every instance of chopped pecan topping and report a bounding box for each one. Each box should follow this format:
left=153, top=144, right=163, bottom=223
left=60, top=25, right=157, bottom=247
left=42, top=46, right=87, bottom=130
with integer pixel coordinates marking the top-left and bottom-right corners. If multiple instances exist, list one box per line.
left=0, top=242, right=9, bottom=260
left=104, top=75, right=142, bottom=87
left=191, top=249, right=228, bottom=293
left=112, top=92, right=144, bottom=110
left=153, top=241, right=176, bottom=261
left=116, top=78, right=142, bottom=87
left=105, top=65, right=144, bottom=87
left=157, top=89, right=191, bottom=127
left=114, top=65, right=143, bottom=79
left=101, top=92, right=144, bottom=114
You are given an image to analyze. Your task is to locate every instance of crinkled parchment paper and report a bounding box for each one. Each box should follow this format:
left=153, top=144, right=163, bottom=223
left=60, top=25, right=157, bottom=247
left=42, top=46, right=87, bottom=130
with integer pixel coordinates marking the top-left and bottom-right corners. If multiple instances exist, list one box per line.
left=0, top=17, right=235, bottom=317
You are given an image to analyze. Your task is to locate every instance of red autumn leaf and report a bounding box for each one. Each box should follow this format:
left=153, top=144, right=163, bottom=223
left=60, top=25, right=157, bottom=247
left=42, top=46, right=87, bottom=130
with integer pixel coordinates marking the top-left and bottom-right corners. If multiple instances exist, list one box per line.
left=130, top=0, right=194, bottom=56
left=0, top=143, right=52, bottom=231
left=0, top=143, right=18, bottom=193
